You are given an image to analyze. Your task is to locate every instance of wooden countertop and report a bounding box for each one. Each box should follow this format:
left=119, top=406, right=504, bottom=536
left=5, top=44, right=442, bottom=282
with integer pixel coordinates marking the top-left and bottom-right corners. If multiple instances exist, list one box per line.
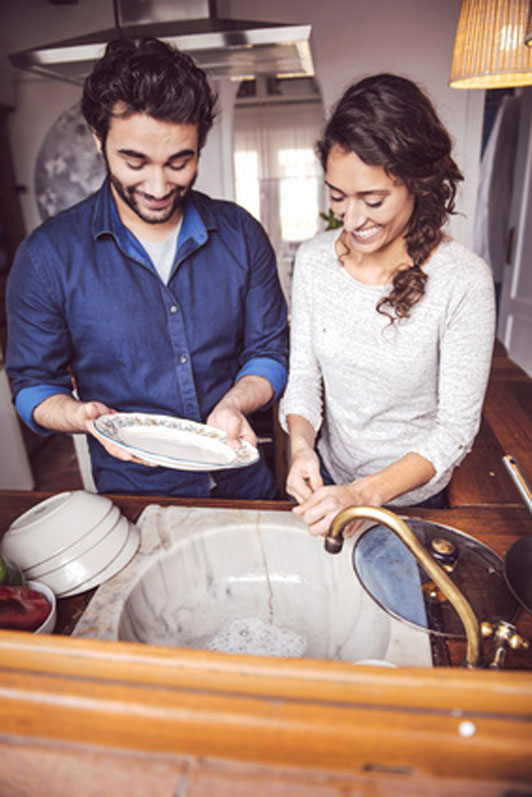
left=1, top=490, right=531, bottom=670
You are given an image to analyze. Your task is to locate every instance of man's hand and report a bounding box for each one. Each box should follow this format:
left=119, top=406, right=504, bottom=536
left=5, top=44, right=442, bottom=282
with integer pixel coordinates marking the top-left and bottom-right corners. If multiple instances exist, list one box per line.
left=83, top=403, right=157, bottom=467
left=34, top=394, right=156, bottom=467
left=206, top=400, right=256, bottom=449
left=206, top=375, right=274, bottom=449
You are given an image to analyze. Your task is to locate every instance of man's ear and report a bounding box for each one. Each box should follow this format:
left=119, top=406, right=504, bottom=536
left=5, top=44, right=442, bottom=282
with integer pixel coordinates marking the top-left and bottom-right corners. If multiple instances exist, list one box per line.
left=92, top=131, right=103, bottom=155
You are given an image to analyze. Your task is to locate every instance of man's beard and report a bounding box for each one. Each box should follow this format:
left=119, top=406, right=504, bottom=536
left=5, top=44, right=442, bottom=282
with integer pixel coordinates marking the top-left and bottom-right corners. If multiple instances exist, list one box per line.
left=104, top=155, right=196, bottom=225
left=108, top=173, right=193, bottom=225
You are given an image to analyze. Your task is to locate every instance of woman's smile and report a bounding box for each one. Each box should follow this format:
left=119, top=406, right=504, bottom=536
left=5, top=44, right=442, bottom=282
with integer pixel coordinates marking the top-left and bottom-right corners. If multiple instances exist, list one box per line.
left=350, top=224, right=382, bottom=243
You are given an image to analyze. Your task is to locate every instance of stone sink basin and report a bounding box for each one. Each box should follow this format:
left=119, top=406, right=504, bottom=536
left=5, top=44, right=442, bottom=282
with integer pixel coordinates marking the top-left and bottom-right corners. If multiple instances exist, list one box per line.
left=73, top=506, right=433, bottom=667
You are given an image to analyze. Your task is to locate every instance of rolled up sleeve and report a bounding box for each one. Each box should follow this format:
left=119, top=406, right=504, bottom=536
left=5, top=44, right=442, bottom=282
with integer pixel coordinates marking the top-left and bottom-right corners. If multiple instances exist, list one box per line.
left=237, top=213, right=288, bottom=402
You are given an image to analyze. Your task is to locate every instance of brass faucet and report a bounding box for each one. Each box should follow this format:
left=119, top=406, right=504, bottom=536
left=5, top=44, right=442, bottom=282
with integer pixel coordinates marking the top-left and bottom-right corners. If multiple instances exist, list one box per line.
left=325, top=506, right=482, bottom=668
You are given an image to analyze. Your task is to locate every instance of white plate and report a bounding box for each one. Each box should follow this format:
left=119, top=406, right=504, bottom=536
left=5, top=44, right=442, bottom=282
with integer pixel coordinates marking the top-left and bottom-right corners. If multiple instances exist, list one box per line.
left=93, top=413, right=259, bottom=471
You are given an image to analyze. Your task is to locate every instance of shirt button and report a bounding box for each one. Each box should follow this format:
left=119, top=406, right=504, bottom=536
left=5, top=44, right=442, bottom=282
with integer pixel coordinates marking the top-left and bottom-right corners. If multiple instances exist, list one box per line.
left=180, top=354, right=188, bottom=364
left=170, top=305, right=178, bottom=314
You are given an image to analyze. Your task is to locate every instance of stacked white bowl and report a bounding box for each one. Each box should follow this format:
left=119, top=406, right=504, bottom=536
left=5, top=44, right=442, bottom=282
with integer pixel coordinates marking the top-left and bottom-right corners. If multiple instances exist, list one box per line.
left=2, top=491, right=139, bottom=598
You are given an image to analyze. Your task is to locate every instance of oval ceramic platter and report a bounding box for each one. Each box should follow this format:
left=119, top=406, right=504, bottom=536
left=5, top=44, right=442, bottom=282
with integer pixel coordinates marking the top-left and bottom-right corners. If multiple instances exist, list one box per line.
left=93, top=413, right=259, bottom=471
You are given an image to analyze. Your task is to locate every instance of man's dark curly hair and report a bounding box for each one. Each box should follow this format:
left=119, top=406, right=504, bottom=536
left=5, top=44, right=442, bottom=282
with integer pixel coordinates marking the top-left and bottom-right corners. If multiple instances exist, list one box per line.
left=81, top=37, right=216, bottom=150
left=317, top=73, right=463, bottom=322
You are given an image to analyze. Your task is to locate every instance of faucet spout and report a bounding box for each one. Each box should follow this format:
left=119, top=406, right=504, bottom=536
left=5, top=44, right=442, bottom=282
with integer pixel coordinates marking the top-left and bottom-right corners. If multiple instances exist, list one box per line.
left=326, top=505, right=482, bottom=668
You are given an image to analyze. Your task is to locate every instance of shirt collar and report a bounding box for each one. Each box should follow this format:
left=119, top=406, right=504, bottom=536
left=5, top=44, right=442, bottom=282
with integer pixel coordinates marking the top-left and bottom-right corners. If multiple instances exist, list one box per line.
left=91, top=180, right=215, bottom=255
left=91, top=178, right=114, bottom=239
left=178, top=193, right=209, bottom=251
left=92, top=181, right=146, bottom=263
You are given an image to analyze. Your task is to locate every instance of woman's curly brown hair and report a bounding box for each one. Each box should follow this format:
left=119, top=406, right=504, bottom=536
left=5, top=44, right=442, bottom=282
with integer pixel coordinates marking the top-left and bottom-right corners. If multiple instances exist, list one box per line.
left=317, top=74, right=463, bottom=322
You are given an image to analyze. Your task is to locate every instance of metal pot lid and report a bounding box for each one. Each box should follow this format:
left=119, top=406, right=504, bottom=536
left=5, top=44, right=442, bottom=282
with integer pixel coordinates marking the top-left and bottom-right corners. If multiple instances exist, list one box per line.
left=352, top=518, right=519, bottom=638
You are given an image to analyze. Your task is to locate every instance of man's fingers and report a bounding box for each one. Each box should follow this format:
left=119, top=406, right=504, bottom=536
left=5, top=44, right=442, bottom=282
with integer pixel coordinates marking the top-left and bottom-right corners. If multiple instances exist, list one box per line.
left=89, top=424, right=158, bottom=467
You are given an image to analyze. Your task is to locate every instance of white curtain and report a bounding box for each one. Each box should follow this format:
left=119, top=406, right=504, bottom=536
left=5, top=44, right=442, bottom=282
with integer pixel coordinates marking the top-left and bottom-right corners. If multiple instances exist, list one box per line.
left=233, top=102, right=325, bottom=306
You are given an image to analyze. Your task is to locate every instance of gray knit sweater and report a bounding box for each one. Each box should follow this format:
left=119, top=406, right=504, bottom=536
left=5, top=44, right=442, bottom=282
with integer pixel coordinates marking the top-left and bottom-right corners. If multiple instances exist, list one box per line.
left=280, top=230, right=496, bottom=506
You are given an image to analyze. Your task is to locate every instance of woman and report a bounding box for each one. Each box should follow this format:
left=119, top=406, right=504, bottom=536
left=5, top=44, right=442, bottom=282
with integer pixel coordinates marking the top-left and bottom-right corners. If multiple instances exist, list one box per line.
left=280, top=73, right=495, bottom=536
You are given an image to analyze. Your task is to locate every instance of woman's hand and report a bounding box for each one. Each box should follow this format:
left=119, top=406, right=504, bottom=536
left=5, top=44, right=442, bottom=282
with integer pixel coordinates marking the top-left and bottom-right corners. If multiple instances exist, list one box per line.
left=291, top=483, right=364, bottom=536
left=292, top=473, right=388, bottom=537
left=290, top=452, right=437, bottom=537
left=285, top=446, right=323, bottom=504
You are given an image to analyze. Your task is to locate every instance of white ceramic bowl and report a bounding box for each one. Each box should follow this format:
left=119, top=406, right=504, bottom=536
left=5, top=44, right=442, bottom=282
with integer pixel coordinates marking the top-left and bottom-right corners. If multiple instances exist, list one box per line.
left=26, top=580, right=57, bottom=635
left=24, top=504, right=121, bottom=579
left=58, top=522, right=140, bottom=598
left=32, top=515, right=130, bottom=596
left=1, top=491, right=114, bottom=569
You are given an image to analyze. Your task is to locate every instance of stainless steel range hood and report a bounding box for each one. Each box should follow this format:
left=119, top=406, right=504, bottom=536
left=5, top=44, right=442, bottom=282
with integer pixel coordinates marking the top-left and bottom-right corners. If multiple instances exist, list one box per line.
left=9, top=0, right=314, bottom=85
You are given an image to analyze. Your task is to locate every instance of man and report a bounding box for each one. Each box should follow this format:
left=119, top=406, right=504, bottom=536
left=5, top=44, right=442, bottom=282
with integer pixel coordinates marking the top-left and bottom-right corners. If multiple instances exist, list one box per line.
left=6, top=37, right=288, bottom=498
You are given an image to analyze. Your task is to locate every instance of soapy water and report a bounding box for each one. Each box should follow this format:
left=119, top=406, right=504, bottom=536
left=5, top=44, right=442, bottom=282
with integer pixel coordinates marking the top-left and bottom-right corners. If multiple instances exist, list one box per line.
left=203, top=616, right=307, bottom=658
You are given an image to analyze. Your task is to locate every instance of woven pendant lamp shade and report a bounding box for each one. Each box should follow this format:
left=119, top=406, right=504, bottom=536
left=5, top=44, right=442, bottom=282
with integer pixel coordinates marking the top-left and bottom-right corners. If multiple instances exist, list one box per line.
left=450, top=0, right=532, bottom=88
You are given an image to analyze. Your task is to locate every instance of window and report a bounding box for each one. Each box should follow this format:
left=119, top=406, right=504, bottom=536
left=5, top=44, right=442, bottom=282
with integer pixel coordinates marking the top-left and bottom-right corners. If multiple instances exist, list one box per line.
left=234, top=150, right=260, bottom=222
left=233, top=84, right=325, bottom=306
left=278, top=147, right=322, bottom=242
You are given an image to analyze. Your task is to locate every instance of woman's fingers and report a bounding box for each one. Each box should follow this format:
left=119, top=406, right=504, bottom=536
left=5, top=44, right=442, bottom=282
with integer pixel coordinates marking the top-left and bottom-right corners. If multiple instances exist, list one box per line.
left=287, top=474, right=314, bottom=504
left=286, top=453, right=322, bottom=504
left=292, top=489, right=334, bottom=533
left=294, top=485, right=364, bottom=536
left=286, top=460, right=321, bottom=504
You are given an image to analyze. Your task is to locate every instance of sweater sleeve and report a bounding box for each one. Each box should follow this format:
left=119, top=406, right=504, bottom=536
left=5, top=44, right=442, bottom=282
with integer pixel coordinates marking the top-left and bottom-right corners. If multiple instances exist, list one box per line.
left=409, top=255, right=496, bottom=479
left=279, top=241, right=324, bottom=432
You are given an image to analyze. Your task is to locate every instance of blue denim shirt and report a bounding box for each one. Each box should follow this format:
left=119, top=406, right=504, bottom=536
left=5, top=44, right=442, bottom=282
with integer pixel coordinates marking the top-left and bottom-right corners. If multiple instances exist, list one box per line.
left=6, top=181, right=288, bottom=497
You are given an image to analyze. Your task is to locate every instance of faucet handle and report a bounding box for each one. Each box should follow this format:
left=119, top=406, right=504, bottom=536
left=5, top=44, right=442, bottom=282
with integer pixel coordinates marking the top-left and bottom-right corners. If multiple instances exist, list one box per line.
left=481, top=619, right=529, bottom=668
left=481, top=620, right=529, bottom=649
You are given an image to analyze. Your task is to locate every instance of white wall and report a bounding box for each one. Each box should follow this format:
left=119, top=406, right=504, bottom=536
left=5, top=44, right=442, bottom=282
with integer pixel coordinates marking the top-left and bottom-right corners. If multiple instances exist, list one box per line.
left=0, top=0, right=113, bottom=105
left=1, top=0, right=484, bottom=245
left=0, top=0, right=113, bottom=232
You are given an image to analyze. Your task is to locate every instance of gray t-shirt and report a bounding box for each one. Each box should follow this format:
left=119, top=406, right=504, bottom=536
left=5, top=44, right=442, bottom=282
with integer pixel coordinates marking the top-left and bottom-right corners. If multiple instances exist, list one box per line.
left=280, top=231, right=495, bottom=506
left=140, top=222, right=181, bottom=284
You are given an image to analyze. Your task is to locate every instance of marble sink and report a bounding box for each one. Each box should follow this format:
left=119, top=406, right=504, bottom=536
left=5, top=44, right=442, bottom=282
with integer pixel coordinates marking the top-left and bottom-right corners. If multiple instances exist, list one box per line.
left=73, top=505, right=433, bottom=667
